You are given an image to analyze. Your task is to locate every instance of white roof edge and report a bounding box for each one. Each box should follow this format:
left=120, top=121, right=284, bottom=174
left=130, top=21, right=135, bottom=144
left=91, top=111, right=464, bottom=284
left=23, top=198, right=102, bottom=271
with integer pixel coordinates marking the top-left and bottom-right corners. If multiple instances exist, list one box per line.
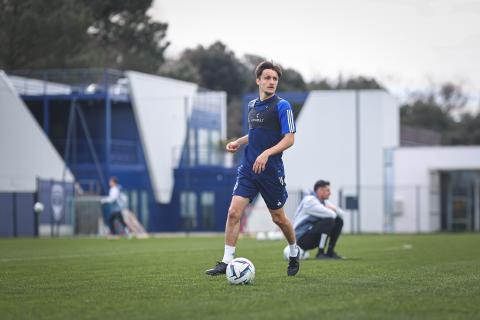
left=125, top=70, right=198, bottom=92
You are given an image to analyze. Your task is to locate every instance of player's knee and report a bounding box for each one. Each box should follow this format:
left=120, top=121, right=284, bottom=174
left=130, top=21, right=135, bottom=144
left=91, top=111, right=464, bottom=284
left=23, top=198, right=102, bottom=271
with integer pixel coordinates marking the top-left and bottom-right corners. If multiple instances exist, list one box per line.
left=227, top=206, right=242, bottom=222
left=320, top=218, right=334, bottom=227
left=271, top=214, right=287, bottom=227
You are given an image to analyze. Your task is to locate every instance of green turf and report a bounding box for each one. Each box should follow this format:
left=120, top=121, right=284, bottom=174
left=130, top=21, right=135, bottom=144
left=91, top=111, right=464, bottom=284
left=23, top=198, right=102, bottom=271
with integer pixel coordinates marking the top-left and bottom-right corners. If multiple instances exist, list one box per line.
left=1, top=234, right=479, bottom=319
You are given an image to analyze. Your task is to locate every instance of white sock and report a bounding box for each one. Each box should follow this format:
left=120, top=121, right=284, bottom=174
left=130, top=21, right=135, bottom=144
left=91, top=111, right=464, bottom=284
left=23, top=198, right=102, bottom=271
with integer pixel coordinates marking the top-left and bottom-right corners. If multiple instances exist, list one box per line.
left=319, top=233, right=328, bottom=251
left=289, top=243, right=299, bottom=257
left=222, top=245, right=236, bottom=264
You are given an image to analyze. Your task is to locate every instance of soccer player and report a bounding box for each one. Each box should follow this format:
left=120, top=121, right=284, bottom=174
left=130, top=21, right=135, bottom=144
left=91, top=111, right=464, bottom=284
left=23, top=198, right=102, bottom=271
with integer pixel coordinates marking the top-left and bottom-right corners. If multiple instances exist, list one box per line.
left=101, top=177, right=130, bottom=237
left=293, top=180, right=344, bottom=259
left=205, top=61, right=300, bottom=276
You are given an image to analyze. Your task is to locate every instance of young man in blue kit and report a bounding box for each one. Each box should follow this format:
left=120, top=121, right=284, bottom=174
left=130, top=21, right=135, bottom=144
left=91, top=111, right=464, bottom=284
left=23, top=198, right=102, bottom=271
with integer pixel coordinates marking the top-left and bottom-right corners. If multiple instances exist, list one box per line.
left=205, top=61, right=300, bottom=276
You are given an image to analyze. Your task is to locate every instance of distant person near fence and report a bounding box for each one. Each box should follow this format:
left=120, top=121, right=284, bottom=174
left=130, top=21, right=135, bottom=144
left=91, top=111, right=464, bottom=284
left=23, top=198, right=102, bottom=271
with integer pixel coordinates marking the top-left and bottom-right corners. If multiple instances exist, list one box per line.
left=101, top=177, right=131, bottom=238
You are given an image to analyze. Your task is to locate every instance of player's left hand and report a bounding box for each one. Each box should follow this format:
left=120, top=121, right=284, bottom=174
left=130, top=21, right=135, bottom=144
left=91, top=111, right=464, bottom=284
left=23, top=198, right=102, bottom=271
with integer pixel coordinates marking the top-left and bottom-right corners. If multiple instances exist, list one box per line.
left=253, top=152, right=269, bottom=174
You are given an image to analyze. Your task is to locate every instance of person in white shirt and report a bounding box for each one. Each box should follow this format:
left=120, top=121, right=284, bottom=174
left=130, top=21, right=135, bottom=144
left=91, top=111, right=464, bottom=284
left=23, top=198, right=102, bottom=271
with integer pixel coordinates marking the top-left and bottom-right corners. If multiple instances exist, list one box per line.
left=101, top=177, right=129, bottom=236
left=293, top=180, right=344, bottom=259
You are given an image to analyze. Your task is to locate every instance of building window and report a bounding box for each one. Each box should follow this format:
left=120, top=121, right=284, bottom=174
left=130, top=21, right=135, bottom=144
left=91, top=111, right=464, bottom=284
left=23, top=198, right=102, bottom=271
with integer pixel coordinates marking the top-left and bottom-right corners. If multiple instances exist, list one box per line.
left=180, top=192, right=197, bottom=229
left=201, top=192, right=215, bottom=229
left=198, top=128, right=221, bottom=165
left=129, top=189, right=138, bottom=213
left=198, top=128, right=209, bottom=165
left=210, top=130, right=220, bottom=165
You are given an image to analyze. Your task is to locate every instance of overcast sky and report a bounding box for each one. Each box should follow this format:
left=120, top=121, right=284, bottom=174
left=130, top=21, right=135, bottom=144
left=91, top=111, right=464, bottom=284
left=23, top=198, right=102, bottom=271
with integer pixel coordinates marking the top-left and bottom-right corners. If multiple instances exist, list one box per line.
left=150, top=0, right=480, bottom=107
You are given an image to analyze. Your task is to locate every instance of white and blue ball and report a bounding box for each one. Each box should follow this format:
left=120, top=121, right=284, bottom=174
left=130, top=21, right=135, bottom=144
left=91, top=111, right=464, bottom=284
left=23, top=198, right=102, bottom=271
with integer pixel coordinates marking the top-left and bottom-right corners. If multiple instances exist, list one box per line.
left=226, top=257, right=255, bottom=285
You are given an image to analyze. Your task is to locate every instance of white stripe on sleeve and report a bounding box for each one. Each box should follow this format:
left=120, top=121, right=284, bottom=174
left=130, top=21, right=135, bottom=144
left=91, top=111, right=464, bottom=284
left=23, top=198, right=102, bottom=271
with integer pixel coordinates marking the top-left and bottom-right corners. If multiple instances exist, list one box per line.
left=287, top=109, right=291, bottom=132
left=287, top=109, right=295, bottom=132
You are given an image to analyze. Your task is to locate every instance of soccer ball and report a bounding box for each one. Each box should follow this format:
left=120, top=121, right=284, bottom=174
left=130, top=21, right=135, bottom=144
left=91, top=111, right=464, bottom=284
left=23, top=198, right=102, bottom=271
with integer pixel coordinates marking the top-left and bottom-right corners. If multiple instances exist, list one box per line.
left=33, top=202, right=44, bottom=213
left=226, top=258, right=255, bottom=285
left=283, top=245, right=310, bottom=260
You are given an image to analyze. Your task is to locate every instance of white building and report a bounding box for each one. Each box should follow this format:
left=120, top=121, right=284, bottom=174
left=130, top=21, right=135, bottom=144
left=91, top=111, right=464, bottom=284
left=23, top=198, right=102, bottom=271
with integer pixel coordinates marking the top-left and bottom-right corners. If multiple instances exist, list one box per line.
left=391, top=146, right=480, bottom=233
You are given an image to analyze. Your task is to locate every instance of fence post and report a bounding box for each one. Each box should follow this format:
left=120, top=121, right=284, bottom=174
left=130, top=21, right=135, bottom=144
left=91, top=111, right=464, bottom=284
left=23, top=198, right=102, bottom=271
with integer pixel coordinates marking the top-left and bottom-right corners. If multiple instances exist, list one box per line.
left=34, top=178, right=39, bottom=237
left=416, top=185, right=421, bottom=233
left=13, top=193, right=17, bottom=237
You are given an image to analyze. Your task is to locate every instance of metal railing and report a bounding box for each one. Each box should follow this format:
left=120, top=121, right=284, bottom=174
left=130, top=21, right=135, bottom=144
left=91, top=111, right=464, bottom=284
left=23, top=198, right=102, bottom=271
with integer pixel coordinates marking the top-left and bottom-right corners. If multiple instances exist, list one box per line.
left=8, top=69, right=129, bottom=97
left=52, top=139, right=142, bottom=165
left=174, top=145, right=238, bottom=168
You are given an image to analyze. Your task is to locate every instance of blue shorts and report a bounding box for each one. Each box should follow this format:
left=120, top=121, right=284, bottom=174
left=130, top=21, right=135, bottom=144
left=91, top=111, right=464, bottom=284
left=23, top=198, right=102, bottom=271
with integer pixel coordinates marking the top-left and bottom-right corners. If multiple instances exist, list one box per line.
left=232, top=166, right=288, bottom=210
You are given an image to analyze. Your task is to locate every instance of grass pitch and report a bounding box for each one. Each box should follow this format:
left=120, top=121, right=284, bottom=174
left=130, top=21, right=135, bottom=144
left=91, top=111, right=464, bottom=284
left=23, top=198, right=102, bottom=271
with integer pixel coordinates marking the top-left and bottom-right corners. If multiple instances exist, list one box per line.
left=1, top=234, right=479, bottom=319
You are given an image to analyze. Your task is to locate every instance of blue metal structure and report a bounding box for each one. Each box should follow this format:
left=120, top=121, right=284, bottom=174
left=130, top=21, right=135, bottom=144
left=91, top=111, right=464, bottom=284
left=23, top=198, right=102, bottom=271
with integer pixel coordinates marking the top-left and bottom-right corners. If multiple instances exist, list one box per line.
left=10, top=69, right=237, bottom=232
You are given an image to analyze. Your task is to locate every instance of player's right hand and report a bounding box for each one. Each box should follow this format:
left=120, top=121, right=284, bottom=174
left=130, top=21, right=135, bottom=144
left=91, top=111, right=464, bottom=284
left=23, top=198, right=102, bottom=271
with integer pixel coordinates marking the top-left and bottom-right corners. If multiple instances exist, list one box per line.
left=226, top=140, right=240, bottom=153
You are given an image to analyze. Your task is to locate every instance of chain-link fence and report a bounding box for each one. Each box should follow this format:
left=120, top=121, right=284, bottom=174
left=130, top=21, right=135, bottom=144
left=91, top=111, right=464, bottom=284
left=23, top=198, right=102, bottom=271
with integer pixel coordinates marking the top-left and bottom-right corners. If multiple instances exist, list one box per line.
left=245, top=185, right=445, bottom=234
left=337, top=185, right=441, bottom=233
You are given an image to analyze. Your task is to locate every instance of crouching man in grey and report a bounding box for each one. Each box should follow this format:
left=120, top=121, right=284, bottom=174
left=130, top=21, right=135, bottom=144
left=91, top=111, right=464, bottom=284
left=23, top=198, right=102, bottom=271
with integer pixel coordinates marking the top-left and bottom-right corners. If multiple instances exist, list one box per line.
left=293, top=180, right=344, bottom=259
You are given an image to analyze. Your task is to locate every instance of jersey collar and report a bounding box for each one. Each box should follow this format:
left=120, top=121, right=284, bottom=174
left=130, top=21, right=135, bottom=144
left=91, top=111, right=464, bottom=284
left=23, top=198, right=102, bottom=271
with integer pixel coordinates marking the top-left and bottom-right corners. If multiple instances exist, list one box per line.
left=257, top=94, right=277, bottom=104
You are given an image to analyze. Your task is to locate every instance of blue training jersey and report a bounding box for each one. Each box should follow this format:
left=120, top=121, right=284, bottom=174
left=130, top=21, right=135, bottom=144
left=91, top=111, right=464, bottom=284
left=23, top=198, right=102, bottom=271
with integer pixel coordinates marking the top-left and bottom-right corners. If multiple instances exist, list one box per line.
left=241, top=95, right=296, bottom=176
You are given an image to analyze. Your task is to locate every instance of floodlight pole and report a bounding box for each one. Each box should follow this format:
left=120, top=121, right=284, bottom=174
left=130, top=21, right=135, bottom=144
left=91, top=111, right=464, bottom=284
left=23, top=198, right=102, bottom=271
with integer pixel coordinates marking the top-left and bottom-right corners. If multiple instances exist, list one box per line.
left=355, top=90, right=361, bottom=234
left=184, top=96, right=191, bottom=235
left=42, top=71, right=50, bottom=135
left=416, top=185, right=421, bottom=233
left=34, top=177, right=39, bottom=238
left=474, top=173, right=480, bottom=231
left=105, top=70, right=112, bottom=174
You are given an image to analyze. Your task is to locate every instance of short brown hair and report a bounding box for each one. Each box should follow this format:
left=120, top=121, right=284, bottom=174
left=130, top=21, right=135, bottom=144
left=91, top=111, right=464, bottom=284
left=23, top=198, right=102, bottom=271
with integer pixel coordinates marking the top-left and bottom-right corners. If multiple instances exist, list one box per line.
left=314, top=180, right=330, bottom=191
left=255, top=61, right=282, bottom=79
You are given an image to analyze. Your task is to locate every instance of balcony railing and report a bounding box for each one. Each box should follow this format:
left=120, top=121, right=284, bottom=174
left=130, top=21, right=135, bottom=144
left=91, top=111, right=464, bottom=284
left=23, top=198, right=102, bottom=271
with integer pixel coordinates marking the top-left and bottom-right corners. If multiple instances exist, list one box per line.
left=8, top=69, right=129, bottom=97
left=52, top=139, right=142, bottom=165
left=174, top=145, right=239, bottom=168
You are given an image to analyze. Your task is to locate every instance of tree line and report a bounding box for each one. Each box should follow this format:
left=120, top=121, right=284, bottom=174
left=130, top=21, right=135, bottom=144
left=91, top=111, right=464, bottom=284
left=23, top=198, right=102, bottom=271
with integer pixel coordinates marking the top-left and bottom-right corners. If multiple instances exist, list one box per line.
left=0, top=0, right=169, bottom=72
left=1, top=0, right=478, bottom=142
left=401, top=83, right=480, bottom=145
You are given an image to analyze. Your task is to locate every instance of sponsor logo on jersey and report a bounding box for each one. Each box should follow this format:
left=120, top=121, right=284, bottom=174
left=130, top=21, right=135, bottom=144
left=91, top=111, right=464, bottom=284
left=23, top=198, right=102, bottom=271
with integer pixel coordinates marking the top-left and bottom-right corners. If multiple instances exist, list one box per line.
left=251, top=113, right=264, bottom=123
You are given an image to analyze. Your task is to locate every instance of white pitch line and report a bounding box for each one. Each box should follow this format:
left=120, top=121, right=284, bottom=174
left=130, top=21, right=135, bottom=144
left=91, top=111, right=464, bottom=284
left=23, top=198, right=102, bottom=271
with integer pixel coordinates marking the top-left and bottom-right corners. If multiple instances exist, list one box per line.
left=375, top=244, right=413, bottom=252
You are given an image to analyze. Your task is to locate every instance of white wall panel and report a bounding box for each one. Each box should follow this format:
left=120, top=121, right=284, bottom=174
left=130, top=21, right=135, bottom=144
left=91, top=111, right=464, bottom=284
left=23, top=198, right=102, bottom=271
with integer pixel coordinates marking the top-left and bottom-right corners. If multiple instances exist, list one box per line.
left=0, top=71, right=74, bottom=192
left=126, top=71, right=198, bottom=203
